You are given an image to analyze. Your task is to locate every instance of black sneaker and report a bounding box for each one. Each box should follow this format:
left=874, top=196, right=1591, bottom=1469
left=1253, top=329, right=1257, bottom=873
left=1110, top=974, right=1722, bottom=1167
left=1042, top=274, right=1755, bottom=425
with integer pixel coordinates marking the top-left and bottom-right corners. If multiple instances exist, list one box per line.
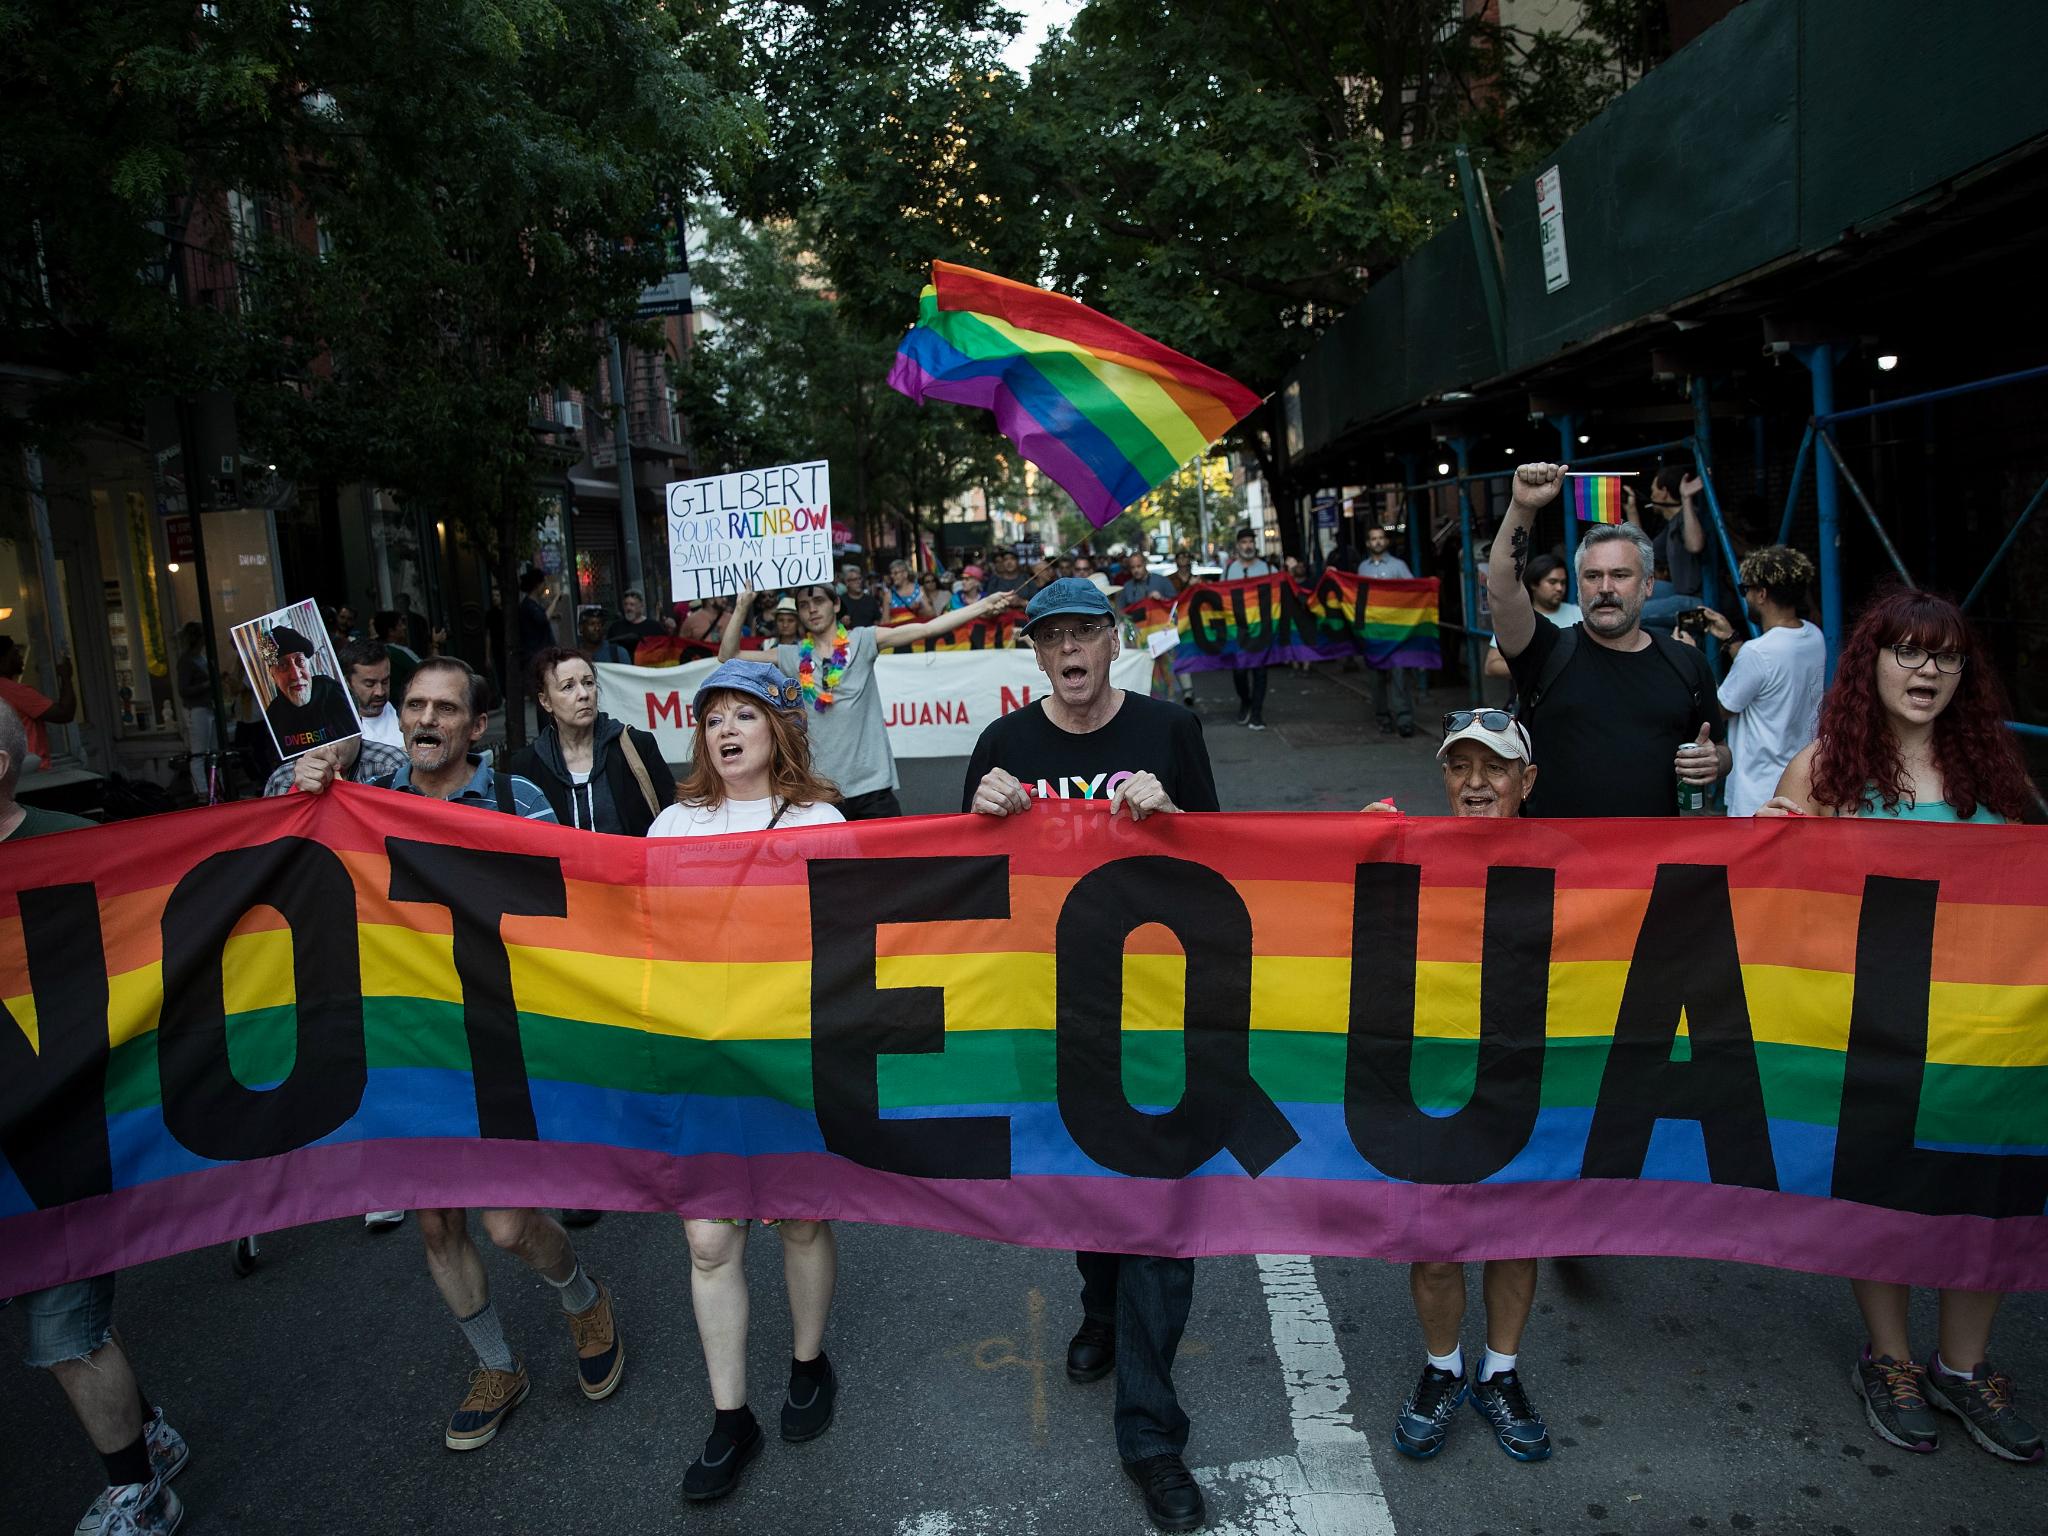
left=1393, top=1364, right=1465, bottom=1459
left=781, top=1355, right=837, bottom=1442
left=681, top=1415, right=763, bottom=1502
left=1067, top=1316, right=1115, bottom=1383
left=1236, top=705, right=1252, bottom=725
left=1469, top=1368, right=1551, bottom=1460
left=1123, top=1452, right=1206, bottom=1532
left=1923, top=1356, right=2044, bottom=1463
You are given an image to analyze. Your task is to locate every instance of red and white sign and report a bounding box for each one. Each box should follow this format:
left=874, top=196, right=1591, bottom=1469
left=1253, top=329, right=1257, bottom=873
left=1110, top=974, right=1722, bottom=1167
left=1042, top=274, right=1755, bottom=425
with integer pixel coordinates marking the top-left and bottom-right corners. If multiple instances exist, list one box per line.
left=598, top=648, right=1151, bottom=762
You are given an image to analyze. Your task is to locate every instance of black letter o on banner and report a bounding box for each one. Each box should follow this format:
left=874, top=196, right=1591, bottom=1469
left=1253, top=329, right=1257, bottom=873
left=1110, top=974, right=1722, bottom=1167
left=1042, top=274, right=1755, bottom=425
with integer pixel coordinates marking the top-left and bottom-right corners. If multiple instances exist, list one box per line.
left=159, top=837, right=367, bottom=1161
left=1055, top=856, right=1299, bottom=1178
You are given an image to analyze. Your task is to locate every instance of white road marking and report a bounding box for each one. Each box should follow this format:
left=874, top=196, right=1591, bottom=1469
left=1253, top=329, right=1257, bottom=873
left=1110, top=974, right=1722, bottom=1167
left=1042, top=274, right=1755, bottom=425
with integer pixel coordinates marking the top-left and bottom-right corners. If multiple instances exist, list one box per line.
left=1195, top=1254, right=1397, bottom=1536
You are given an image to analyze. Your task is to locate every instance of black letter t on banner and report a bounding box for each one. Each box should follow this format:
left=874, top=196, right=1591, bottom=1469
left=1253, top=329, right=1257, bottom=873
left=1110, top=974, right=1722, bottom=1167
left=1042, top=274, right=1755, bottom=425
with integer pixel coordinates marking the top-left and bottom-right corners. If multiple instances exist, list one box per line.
left=386, top=840, right=567, bottom=1142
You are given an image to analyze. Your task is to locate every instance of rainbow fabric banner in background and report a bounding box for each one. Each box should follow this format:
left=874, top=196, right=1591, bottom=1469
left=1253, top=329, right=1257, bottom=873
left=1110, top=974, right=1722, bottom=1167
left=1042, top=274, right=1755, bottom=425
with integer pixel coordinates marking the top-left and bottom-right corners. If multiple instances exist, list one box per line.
left=1571, top=475, right=1626, bottom=523
left=7, top=790, right=2046, bottom=1298
left=887, top=262, right=1262, bottom=528
left=1171, top=571, right=1440, bottom=672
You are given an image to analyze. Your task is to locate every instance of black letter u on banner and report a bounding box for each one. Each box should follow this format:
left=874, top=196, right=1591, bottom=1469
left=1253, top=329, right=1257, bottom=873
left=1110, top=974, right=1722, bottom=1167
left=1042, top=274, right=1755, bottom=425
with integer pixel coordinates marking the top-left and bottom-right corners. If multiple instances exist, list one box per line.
left=159, top=838, right=367, bottom=1162
left=1055, top=856, right=1298, bottom=1179
left=1345, top=862, right=1552, bottom=1183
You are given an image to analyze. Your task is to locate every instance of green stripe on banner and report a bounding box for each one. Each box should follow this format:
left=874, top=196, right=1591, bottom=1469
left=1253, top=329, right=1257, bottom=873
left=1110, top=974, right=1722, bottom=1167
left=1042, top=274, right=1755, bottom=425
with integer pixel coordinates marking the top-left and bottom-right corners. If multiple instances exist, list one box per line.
left=104, top=1009, right=2048, bottom=1150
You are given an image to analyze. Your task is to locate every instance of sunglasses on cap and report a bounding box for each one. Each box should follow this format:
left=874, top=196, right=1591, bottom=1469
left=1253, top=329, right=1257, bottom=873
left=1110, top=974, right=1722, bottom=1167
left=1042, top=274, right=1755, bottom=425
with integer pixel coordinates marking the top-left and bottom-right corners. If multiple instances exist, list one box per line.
left=1442, top=709, right=1518, bottom=734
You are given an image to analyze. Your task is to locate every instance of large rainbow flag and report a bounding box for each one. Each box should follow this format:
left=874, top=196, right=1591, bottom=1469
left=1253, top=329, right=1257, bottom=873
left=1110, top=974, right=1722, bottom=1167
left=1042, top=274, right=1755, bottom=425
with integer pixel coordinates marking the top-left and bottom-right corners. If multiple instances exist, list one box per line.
left=5, top=791, right=2047, bottom=1296
left=1170, top=570, right=1439, bottom=672
left=887, top=262, right=1263, bottom=528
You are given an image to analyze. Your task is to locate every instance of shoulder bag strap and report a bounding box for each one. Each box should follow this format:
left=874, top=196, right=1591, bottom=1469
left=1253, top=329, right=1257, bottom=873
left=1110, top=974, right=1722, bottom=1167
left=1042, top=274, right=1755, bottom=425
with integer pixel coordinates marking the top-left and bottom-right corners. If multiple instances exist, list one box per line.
left=616, top=729, right=662, bottom=820
left=1519, top=626, right=1579, bottom=720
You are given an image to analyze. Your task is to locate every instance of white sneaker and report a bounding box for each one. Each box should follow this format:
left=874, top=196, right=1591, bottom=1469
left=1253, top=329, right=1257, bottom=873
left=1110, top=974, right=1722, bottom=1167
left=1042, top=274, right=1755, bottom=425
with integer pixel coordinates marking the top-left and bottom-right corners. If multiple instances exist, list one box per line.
left=364, top=1210, right=406, bottom=1230
left=75, top=1414, right=187, bottom=1535
left=91, top=1476, right=182, bottom=1536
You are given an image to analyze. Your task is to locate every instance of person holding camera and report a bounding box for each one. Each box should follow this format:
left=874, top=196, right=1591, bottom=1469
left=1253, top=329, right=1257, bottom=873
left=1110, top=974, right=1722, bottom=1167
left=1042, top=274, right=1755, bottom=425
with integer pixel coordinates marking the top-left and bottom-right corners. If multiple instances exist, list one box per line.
left=1684, top=546, right=1824, bottom=816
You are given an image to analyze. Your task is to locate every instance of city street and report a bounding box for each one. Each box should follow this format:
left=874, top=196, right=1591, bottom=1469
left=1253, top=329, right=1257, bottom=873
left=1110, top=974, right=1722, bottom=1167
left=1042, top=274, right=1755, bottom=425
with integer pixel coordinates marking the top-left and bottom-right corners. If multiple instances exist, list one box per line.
left=6, top=671, right=2043, bottom=1536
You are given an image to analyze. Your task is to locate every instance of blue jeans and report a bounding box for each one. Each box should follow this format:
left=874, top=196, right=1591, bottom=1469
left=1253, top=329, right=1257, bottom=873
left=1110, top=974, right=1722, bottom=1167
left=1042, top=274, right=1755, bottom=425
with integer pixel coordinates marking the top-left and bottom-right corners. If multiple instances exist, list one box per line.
left=1638, top=592, right=1703, bottom=633
left=1078, top=1251, right=1195, bottom=1461
left=16, top=1272, right=117, bottom=1368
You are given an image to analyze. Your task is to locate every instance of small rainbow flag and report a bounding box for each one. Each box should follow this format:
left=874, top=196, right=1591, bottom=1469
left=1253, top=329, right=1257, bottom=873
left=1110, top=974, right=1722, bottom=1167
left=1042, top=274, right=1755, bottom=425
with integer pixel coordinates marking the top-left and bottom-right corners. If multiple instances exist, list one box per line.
left=1571, top=476, right=1626, bottom=523
left=888, top=262, right=1263, bottom=529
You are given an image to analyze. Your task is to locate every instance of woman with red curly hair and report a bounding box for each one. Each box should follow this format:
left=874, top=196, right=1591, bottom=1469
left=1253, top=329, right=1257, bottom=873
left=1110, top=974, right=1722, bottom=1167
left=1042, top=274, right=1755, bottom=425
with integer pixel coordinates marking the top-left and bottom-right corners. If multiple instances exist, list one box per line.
left=1761, top=588, right=2041, bottom=1465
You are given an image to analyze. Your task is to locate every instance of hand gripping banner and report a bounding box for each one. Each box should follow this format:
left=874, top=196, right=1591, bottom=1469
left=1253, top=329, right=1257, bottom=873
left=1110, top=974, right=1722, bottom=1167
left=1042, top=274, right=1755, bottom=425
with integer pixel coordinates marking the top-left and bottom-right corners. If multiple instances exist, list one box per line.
left=4, top=789, right=2046, bottom=1296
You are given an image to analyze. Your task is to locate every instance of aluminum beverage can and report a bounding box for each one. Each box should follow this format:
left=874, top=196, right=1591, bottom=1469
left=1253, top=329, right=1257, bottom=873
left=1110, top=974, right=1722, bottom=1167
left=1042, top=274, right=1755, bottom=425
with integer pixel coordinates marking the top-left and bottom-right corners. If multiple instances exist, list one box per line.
left=1676, top=742, right=1708, bottom=813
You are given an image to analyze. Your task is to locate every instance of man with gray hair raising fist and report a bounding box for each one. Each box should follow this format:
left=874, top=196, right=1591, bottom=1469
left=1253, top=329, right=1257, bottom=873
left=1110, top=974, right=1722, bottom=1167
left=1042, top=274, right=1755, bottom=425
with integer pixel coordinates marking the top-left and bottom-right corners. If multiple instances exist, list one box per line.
left=1486, top=462, right=1726, bottom=817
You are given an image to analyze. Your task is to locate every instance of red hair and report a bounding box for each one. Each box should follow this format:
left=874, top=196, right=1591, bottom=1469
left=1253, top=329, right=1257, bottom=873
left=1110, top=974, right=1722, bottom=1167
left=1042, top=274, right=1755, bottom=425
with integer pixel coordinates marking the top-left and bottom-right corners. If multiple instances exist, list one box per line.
left=673, top=689, right=841, bottom=810
left=1810, top=587, right=2032, bottom=820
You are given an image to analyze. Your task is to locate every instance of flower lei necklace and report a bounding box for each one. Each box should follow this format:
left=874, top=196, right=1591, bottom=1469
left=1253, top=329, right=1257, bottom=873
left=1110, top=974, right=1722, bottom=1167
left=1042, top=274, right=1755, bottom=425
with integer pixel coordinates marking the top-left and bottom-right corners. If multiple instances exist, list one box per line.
left=797, top=623, right=849, bottom=710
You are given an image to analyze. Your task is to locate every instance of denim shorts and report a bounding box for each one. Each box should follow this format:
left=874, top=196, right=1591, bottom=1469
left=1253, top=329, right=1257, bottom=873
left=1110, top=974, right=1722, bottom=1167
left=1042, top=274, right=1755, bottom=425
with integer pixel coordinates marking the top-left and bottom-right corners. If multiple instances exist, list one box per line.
left=16, top=1272, right=117, bottom=1369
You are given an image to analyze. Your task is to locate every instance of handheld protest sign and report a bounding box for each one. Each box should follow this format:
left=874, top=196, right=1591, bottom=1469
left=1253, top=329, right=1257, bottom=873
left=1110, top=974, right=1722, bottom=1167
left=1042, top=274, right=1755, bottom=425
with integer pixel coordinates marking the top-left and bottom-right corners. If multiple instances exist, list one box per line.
left=666, top=459, right=833, bottom=603
left=230, top=598, right=363, bottom=761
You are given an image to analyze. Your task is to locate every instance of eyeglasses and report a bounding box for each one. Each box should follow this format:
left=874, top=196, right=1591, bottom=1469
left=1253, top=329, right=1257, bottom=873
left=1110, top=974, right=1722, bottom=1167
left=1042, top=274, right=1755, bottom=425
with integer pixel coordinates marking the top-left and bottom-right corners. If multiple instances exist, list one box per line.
left=1029, top=618, right=1114, bottom=647
left=1889, top=643, right=1965, bottom=674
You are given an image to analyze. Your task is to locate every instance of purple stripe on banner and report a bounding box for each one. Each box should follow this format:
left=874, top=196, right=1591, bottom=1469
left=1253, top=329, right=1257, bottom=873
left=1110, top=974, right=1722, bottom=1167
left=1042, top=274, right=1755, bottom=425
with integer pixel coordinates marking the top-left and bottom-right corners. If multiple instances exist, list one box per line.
left=7, top=1140, right=2047, bottom=1295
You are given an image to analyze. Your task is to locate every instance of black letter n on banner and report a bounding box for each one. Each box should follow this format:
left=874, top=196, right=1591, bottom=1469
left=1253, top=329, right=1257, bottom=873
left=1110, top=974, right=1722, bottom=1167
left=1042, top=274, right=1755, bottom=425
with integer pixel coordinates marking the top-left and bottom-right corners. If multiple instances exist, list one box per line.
left=808, top=857, right=1011, bottom=1179
left=1056, top=857, right=1298, bottom=1179
left=0, top=885, right=113, bottom=1206
left=386, top=840, right=566, bottom=1142
left=1345, top=863, right=1551, bottom=1183
left=1833, top=875, right=2048, bottom=1217
left=159, top=839, right=367, bottom=1161
left=1582, top=864, right=1778, bottom=1190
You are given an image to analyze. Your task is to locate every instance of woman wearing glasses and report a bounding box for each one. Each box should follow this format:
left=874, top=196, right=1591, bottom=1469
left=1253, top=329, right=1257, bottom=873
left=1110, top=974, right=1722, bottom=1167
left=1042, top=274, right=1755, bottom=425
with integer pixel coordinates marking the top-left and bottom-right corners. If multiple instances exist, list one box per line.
left=1760, top=588, right=2041, bottom=1464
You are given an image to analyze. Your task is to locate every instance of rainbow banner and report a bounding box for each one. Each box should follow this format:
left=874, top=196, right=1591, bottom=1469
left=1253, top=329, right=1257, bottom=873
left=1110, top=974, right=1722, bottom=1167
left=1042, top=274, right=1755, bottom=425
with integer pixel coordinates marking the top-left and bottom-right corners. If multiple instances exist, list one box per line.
left=1571, top=476, right=1626, bottom=523
left=6, top=792, right=2048, bottom=1297
left=887, top=262, right=1262, bottom=529
left=879, top=609, right=1025, bottom=653
left=1172, top=571, right=1440, bottom=672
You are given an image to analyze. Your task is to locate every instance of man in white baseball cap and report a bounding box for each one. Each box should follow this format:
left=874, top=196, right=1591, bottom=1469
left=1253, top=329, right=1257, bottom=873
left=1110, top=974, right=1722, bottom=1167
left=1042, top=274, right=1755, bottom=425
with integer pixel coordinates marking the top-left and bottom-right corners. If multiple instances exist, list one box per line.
left=1361, top=706, right=1548, bottom=1464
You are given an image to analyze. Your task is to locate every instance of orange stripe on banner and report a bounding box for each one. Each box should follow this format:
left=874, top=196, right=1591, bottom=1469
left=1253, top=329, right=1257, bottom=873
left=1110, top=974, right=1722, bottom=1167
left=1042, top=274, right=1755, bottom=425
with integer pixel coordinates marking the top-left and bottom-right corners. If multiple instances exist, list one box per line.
left=10, top=860, right=2048, bottom=995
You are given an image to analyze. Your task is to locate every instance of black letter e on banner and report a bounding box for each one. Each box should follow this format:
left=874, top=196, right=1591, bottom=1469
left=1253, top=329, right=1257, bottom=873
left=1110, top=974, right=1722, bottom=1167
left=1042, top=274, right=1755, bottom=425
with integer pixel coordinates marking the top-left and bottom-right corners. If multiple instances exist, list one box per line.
left=387, top=840, right=566, bottom=1141
left=808, top=857, right=1011, bottom=1179
left=1056, top=857, right=1299, bottom=1178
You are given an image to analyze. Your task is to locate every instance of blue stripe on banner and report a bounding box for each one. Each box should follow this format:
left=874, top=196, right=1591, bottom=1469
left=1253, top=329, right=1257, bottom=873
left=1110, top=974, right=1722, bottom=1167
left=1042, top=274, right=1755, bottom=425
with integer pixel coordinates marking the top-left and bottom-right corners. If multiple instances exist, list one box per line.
left=44, top=1082, right=1852, bottom=1208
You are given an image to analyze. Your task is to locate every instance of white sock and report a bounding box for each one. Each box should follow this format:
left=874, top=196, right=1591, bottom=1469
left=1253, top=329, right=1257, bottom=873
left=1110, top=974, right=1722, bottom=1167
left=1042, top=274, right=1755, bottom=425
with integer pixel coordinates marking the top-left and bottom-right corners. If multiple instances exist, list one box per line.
left=1427, top=1345, right=1464, bottom=1377
left=1934, top=1353, right=1976, bottom=1380
left=1479, top=1347, right=1518, bottom=1382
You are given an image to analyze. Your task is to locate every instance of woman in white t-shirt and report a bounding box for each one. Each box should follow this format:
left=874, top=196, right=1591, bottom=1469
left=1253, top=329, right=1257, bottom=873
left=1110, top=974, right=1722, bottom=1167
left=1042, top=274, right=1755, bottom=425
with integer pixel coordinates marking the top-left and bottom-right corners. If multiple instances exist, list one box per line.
left=646, top=659, right=843, bottom=1500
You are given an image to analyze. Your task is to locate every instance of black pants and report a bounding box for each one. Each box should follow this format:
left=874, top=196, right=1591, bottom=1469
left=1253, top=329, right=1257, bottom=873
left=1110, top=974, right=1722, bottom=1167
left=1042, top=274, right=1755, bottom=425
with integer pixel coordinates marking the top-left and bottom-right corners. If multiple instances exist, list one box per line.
left=840, top=787, right=903, bottom=820
left=1230, top=665, right=1269, bottom=723
left=1077, top=1250, right=1195, bottom=1461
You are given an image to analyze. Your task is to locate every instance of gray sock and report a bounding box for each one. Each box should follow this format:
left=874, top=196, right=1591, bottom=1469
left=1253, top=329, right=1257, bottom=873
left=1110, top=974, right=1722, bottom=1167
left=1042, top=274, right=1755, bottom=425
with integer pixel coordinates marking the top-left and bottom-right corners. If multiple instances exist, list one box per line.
left=456, top=1300, right=515, bottom=1373
left=545, top=1260, right=599, bottom=1315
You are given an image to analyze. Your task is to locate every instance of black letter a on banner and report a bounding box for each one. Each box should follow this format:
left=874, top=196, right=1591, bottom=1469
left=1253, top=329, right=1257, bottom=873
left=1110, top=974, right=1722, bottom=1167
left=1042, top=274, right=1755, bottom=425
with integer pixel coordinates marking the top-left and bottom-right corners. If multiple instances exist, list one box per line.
left=1345, top=863, right=1552, bottom=1183
left=1582, top=864, right=1778, bottom=1189
left=1833, top=875, right=2048, bottom=1217
left=1056, top=857, right=1298, bottom=1179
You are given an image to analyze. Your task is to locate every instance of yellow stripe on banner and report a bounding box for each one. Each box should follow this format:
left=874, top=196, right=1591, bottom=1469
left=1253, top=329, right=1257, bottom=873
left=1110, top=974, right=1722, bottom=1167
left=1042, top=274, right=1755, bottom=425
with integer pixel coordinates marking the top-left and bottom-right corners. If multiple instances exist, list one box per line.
left=1926, top=982, right=2048, bottom=1069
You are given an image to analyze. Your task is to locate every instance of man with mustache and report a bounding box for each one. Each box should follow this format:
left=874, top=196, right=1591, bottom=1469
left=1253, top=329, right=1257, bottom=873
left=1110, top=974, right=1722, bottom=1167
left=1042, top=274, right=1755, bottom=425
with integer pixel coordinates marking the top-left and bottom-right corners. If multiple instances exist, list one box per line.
left=258, top=625, right=361, bottom=756
left=293, top=658, right=623, bottom=1450
left=1486, top=463, right=1726, bottom=817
